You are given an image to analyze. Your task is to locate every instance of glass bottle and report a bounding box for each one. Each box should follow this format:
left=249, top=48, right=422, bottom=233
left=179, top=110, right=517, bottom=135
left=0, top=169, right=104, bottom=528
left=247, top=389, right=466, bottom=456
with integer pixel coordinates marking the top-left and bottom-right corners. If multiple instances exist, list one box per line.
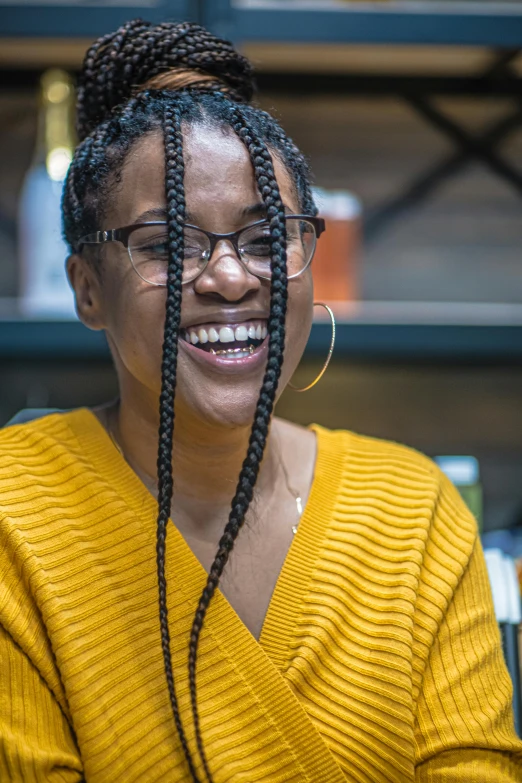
left=311, top=187, right=361, bottom=305
left=18, top=68, right=76, bottom=316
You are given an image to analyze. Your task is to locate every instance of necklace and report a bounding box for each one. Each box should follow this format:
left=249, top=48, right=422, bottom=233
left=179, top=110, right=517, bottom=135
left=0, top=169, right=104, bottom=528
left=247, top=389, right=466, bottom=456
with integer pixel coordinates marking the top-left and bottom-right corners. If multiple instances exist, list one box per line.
left=106, top=414, right=304, bottom=535
left=274, top=429, right=303, bottom=535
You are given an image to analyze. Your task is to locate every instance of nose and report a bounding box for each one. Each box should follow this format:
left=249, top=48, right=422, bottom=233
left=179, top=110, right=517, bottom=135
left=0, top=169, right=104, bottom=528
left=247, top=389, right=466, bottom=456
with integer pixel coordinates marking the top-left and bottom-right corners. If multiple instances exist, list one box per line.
left=193, top=239, right=261, bottom=301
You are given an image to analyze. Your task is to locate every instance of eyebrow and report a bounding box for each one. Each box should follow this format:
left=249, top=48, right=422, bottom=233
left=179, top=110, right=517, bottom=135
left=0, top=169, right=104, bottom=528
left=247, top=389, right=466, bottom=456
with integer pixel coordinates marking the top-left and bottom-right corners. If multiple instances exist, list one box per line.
left=132, top=207, right=168, bottom=223
left=132, top=202, right=293, bottom=226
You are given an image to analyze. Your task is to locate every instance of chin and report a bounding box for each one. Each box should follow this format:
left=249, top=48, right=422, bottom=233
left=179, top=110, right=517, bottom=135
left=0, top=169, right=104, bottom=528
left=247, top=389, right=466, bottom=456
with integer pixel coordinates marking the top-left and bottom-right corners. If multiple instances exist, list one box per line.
left=178, top=391, right=262, bottom=430
left=174, top=341, right=276, bottom=429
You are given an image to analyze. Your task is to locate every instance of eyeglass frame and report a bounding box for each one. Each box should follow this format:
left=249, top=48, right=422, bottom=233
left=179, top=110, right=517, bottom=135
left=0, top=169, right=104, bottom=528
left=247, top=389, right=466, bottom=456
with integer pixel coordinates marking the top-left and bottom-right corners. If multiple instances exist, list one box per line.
left=77, top=215, right=326, bottom=285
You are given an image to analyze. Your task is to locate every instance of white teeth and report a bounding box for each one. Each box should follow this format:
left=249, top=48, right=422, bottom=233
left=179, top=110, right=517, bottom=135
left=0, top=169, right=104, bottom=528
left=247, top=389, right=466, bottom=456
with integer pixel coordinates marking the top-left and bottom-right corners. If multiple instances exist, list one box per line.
left=219, top=326, right=235, bottom=343
left=186, top=322, right=267, bottom=347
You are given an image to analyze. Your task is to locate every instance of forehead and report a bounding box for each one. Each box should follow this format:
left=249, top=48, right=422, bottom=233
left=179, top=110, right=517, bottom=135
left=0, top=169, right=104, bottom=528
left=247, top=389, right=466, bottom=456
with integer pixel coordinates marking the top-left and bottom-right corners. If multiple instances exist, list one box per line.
left=103, top=123, right=298, bottom=229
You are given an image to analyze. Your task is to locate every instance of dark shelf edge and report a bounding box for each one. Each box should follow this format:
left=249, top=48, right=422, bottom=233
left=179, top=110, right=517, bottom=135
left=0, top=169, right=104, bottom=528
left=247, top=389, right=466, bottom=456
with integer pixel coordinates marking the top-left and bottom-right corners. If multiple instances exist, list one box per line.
left=1, top=320, right=521, bottom=363
left=1, top=2, right=522, bottom=46
left=232, top=4, right=522, bottom=47
left=310, top=322, right=522, bottom=362
left=0, top=2, right=195, bottom=38
left=0, top=320, right=109, bottom=360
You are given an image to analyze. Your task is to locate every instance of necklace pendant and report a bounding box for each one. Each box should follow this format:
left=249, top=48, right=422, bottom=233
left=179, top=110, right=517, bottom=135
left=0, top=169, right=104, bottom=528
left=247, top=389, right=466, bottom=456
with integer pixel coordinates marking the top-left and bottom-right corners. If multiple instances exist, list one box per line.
left=296, top=495, right=303, bottom=516
left=292, top=524, right=299, bottom=536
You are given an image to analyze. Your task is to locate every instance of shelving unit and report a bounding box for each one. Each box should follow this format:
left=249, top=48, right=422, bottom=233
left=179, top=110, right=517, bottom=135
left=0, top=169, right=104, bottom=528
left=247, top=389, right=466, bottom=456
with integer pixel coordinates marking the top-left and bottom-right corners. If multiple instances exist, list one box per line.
left=2, top=303, right=521, bottom=362
left=1, top=0, right=522, bottom=45
left=0, top=0, right=520, bottom=365
left=0, top=1, right=197, bottom=38
left=1, top=3, right=521, bottom=723
left=0, top=3, right=522, bottom=607
left=226, top=0, right=522, bottom=47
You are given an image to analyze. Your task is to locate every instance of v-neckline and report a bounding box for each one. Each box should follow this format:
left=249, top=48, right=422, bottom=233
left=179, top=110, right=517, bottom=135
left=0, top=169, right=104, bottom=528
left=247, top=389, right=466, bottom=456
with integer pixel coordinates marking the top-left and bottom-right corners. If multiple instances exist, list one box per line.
left=66, top=408, right=345, bottom=669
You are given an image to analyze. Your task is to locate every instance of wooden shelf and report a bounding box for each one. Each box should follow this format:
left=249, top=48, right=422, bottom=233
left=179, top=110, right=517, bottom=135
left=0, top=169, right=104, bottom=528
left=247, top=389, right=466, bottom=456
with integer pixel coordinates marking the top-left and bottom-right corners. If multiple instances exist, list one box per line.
left=1, top=1, right=521, bottom=46
left=0, top=1, right=192, bottom=38
left=231, top=1, right=522, bottom=47
left=1, top=301, right=521, bottom=362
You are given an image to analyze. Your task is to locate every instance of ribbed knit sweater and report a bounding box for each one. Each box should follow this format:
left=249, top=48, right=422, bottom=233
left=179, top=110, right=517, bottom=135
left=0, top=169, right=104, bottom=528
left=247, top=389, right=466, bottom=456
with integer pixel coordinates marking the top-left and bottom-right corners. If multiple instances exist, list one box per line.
left=1, top=409, right=521, bottom=782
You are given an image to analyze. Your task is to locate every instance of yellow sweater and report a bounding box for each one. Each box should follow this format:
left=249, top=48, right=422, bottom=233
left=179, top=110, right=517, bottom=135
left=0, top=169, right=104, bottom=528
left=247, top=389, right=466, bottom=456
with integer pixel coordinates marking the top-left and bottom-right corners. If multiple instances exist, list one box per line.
left=1, top=409, right=521, bottom=782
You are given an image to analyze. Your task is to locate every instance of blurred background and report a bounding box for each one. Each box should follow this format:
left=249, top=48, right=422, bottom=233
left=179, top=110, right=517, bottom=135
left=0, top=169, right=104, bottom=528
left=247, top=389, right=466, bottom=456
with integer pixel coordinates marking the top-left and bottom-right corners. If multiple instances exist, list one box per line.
left=0, top=0, right=521, bottom=548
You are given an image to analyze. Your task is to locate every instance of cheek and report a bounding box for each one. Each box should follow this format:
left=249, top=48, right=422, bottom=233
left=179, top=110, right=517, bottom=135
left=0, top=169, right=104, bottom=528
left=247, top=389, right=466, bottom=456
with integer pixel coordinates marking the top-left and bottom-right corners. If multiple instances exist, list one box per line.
left=103, top=272, right=168, bottom=391
left=282, top=271, right=314, bottom=382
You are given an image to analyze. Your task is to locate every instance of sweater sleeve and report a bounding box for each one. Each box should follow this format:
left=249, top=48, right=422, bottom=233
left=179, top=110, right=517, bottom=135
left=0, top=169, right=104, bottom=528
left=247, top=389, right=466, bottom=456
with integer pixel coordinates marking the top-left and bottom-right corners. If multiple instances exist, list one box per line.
left=414, top=476, right=522, bottom=782
left=0, top=624, right=83, bottom=783
left=0, top=512, right=83, bottom=782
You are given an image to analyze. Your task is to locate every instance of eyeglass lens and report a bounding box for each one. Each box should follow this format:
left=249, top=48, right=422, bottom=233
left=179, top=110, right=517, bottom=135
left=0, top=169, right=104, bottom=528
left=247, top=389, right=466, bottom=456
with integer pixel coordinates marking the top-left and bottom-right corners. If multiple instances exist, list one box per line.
left=127, top=218, right=317, bottom=285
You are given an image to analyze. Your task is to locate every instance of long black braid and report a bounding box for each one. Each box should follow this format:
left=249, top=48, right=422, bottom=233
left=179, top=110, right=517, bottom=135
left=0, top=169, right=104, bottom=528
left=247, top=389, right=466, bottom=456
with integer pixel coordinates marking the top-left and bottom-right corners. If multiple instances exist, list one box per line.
left=156, top=100, right=202, bottom=780
left=62, top=19, right=316, bottom=782
left=186, top=103, right=288, bottom=782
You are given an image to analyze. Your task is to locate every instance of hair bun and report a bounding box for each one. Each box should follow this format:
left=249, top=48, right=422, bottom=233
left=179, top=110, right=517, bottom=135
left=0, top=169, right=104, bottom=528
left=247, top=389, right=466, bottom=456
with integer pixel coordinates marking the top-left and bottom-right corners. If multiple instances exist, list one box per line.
left=77, top=18, right=254, bottom=140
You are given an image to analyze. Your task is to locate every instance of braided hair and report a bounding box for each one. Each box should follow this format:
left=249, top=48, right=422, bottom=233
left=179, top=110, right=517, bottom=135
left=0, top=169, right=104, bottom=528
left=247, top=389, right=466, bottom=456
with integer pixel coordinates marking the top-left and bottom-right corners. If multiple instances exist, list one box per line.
left=63, top=19, right=316, bottom=782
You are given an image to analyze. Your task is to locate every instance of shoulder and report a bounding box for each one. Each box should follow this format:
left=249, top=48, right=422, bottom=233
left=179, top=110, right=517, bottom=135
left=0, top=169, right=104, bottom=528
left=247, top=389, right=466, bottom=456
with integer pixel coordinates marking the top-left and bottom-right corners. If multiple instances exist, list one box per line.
left=312, top=422, right=442, bottom=495
left=314, top=423, right=439, bottom=477
left=311, top=424, right=478, bottom=576
left=278, top=419, right=465, bottom=523
left=0, top=408, right=84, bottom=458
left=0, top=408, right=94, bottom=511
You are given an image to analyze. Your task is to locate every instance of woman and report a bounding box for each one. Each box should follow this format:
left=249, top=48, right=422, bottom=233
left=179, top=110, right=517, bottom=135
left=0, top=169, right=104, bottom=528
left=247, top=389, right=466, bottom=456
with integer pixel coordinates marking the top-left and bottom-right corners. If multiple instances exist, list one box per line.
left=1, top=19, right=521, bottom=783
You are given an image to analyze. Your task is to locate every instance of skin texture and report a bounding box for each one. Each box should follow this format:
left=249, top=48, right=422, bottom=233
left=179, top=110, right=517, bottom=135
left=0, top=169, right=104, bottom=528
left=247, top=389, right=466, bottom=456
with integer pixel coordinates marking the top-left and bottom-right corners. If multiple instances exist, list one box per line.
left=67, top=123, right=317, bottom=639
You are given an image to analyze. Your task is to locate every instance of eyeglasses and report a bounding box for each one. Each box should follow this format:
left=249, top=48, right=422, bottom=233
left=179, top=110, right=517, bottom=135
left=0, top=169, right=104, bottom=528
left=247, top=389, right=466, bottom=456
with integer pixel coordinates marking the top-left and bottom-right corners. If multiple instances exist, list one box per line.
left=78, top=215, right=325, bottom=286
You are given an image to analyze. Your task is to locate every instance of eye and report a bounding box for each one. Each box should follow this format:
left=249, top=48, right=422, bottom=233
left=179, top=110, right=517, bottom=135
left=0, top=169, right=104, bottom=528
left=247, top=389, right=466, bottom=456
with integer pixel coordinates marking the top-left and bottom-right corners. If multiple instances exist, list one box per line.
left=184, top=244, right=204, bottom=259
left=147, top=240, right=168, bottom=256
left=183, top=228, right=209, bottom=260
left=240, top=226, right=271, bottom=257
left=131, top=232, right=169, bottom=259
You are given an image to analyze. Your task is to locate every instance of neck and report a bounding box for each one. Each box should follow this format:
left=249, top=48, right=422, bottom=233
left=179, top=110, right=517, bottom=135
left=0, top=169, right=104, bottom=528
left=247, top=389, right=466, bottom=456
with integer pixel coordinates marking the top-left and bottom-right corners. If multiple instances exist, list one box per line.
left=106, top=389, right=277, bottom=539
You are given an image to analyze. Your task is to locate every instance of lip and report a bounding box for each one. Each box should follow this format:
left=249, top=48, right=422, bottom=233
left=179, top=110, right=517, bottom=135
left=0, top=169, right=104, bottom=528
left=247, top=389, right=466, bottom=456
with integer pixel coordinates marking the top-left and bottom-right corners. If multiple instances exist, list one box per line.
left=178, top=334, right=269, bottom=375
left=181, top=310, right=269, bottom=330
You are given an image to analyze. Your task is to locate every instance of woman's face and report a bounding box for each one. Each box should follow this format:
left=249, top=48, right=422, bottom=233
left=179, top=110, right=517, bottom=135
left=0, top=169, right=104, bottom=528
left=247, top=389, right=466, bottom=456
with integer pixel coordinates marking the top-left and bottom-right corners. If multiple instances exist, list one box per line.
left=75, top=124, right=314, bottom=428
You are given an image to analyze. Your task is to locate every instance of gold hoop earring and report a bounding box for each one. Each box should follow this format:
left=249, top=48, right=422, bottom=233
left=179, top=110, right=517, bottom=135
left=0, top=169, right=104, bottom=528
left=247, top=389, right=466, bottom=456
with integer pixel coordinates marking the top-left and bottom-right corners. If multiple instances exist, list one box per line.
left=288, top=302, right=336, bottom=393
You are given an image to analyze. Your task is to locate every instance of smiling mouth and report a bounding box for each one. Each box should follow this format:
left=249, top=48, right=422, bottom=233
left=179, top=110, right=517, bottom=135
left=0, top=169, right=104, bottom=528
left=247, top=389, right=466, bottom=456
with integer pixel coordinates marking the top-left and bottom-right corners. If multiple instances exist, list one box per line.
left=181, top=320, right=268, bottom=358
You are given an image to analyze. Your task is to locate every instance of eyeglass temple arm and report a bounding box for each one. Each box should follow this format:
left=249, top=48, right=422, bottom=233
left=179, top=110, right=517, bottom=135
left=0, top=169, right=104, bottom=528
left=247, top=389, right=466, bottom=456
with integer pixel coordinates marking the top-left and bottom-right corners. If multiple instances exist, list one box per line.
left=79, top=229, right=120, bottom=246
